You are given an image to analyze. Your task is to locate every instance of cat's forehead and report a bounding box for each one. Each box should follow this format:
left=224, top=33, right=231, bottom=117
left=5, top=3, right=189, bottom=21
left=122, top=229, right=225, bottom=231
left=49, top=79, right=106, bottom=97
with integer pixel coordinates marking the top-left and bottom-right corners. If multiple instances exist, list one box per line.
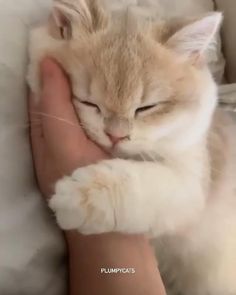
left=70, top=29, right=187, bottom=110
left=94, top=32, right=146, bottom=71
left=95, top=35, right=144, bottom=97
left=91, top=33, right=170, bottom=94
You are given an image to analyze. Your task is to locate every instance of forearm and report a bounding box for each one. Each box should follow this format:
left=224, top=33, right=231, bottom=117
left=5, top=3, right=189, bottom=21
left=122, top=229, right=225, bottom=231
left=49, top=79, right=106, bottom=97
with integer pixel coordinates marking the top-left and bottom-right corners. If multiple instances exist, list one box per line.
left=66, top=231, right=166, bottom=295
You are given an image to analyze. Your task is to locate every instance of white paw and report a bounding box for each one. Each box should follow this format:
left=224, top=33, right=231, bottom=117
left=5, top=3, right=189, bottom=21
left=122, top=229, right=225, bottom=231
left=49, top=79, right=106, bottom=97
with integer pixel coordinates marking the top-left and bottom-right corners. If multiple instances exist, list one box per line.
left=49, top=162, right=121, bottom=234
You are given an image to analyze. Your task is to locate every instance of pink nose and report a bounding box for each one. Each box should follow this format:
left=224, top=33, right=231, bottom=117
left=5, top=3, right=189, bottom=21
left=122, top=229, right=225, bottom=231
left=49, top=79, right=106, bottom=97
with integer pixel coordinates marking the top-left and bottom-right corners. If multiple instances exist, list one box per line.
left=106, top=132, right=128, bottom=144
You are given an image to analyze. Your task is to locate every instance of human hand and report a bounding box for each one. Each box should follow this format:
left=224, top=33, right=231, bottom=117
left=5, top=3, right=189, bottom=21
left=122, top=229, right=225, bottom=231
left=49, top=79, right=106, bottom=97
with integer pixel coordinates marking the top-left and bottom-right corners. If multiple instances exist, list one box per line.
left=29, top=58, right=108, bottom=198
left=28, top=59, right=166, bottom=295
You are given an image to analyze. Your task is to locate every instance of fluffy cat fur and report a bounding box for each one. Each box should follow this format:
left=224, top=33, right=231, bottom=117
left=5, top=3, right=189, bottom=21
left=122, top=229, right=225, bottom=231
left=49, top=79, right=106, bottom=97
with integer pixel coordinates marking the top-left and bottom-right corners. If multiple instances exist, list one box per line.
left=28, top=0, right=236, bottom=294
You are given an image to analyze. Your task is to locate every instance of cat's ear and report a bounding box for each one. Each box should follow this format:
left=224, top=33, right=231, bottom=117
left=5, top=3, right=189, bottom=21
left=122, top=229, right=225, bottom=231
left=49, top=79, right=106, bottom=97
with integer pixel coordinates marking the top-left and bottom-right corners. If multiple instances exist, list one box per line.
left=49, top=4, right=73, bottom=40
left=166, top=13, right=223, bottom=62
left=49, top=0, right=109, bottom=40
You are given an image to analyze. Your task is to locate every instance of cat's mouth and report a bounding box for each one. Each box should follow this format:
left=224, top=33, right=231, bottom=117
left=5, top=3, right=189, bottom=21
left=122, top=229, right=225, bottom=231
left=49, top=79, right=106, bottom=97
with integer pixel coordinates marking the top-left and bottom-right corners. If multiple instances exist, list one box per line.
left=88, top=131, right=132, bottom=157
left=101, top=141, right=127, bottom=158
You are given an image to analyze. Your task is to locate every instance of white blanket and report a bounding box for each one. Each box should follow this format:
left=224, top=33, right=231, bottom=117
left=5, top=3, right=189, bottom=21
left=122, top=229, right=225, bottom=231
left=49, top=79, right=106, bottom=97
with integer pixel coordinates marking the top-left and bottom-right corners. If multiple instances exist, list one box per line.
left=0, top=1, right=66, bottom=294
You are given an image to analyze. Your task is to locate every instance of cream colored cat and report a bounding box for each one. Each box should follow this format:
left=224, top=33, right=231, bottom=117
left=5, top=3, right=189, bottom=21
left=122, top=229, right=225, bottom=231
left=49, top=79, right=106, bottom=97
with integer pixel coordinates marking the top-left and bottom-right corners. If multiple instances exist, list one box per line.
left=28, top=0, right=236, bottom=294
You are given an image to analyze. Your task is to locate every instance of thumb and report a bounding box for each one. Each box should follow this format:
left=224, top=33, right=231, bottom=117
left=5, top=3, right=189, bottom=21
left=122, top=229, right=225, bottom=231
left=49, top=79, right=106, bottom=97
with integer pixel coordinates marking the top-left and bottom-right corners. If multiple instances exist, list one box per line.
left=40, top=58, right=92, bottom=164
left=41, top=58, right=76, bottom=118
left=40, top=58, right=87, bottom=142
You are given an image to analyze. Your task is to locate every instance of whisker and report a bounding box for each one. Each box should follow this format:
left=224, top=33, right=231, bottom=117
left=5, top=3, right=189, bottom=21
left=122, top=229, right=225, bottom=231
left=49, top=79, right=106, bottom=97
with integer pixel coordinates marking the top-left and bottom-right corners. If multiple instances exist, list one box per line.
left=138, top=151, right=163, bottom=163
left=79, top=122, right=100, bottom=138
left=139, top=152, right=147, bottom=162
left=30, top=111, right=80, bottom=128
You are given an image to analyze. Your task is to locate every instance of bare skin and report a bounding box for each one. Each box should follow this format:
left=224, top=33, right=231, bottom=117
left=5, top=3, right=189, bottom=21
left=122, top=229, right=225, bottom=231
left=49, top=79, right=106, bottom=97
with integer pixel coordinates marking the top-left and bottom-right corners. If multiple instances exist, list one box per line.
left=29, top=58, right=166, bottom=295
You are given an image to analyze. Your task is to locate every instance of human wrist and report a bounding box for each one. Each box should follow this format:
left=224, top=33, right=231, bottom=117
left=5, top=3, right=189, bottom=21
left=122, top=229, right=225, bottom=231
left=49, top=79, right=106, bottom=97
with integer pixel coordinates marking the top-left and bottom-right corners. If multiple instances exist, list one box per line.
left=64, top=231, right=166, bottom=295
left=65, top=230, right=156, bottom=267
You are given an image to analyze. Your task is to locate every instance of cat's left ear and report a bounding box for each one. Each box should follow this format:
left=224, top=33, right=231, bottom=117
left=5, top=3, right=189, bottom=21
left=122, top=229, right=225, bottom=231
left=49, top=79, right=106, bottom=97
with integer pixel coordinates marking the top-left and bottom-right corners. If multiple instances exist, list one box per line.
left=49, top=0, right=109, bottom=40
left=166, top=13, right=223, bottom=63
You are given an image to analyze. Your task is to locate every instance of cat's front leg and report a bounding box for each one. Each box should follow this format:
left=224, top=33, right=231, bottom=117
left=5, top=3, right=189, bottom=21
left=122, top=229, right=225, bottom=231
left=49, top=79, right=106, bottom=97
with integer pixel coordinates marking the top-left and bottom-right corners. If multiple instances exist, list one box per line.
left=50, top=159, right=205, bottom=236
left=49, top=159, right=139, bottom=235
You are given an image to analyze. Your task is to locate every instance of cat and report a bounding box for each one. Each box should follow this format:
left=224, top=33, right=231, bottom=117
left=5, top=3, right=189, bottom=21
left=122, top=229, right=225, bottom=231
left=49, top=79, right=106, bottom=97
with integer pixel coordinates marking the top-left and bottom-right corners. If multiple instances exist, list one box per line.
left=28, top=0, right=236, bottom=294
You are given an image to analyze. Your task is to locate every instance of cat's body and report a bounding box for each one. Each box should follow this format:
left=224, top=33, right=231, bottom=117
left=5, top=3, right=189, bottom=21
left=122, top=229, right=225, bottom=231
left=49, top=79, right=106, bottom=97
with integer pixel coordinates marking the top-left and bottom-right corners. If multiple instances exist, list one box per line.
left=155, top=111, right=236, bottom=295
left=28, top=0, right=236, bottom=294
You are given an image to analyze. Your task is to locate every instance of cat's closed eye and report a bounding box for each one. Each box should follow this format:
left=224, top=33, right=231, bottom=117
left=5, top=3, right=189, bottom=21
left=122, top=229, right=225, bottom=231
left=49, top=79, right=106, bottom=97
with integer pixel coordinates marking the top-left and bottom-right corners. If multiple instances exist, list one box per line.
left=79, top=100, right=101, bottom=112
left=135, top=104, right=157, bottom=115
left=135, top=101, right=171, bottom=116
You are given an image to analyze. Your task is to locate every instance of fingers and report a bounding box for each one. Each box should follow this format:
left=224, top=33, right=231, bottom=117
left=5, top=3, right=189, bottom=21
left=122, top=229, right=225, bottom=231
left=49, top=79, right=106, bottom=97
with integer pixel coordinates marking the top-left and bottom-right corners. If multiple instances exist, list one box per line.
left=40, top=58, right=75, bottom=116
left=40, top=58, right=78, bottom=125
left=40, top=58, right=89, bottom=159
left=28, top=88, right=46, bottom=167
left=28, top=91, right=43, bottom=137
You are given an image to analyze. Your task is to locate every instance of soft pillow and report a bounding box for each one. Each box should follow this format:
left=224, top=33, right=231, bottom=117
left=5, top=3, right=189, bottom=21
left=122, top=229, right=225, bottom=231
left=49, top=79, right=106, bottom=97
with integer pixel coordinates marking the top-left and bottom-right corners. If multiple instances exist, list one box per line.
left=0, top=0, right=66, bottom=294
left=219, top=84, right=236, bottom=112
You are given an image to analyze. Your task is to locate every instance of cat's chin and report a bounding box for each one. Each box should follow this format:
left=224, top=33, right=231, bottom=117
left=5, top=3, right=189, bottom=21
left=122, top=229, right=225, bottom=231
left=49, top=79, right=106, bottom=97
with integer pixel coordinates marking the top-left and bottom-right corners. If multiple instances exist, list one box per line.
left=110, top=144, right=144, bottom=161
left=110, top=143, right=164, bottom=162
left=105, top=144, right=132, bottom=159
left=95, top=140, right=161, bottom=162
left=96, top=141, right=132, bottom=158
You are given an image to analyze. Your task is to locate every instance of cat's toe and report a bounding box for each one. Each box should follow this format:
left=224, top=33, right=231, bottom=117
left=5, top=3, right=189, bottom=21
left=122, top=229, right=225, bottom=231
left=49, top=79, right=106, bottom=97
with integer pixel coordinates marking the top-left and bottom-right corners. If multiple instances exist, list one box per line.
left=49, top=166, right=116, bottom=234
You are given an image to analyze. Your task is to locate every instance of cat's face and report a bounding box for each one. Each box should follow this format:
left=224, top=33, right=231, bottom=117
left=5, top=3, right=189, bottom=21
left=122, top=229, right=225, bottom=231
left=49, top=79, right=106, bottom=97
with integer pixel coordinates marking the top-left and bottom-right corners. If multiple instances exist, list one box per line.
left=68, top=35, right=210, bottom=158
left=50, top=0, right=222, bottom=157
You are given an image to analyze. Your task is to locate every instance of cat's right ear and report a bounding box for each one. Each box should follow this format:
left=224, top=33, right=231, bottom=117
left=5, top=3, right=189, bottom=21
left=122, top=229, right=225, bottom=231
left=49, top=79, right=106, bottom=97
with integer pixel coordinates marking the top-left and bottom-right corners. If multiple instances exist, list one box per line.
left=166, top=13, right=222, bottom=63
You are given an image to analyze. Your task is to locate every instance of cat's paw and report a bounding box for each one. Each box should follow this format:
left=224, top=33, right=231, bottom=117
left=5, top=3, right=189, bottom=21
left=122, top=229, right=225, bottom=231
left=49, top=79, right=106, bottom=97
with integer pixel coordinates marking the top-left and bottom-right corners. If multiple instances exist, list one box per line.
left=49, top=161, right=128, bottom=234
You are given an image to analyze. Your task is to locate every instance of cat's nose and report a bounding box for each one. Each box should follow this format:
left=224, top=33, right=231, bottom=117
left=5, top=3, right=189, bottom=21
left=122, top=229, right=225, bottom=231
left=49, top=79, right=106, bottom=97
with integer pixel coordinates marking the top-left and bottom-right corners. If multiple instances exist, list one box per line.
left=106, top=132, right=129, bottom=145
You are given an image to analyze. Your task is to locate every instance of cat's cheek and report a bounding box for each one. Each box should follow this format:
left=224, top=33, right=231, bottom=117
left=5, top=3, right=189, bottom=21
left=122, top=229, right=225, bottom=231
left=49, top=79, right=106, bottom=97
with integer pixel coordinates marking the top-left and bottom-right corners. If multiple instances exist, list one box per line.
left=78, top=111, right=111, bottom=148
